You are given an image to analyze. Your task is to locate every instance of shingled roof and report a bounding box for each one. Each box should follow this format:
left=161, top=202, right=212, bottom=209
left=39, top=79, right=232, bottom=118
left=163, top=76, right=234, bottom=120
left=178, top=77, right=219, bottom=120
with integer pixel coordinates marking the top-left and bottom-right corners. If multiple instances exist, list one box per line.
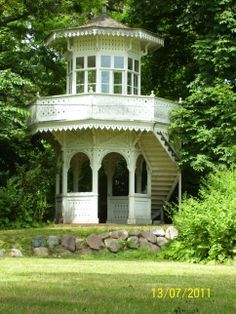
left=81, top=14, right=128, bottom=29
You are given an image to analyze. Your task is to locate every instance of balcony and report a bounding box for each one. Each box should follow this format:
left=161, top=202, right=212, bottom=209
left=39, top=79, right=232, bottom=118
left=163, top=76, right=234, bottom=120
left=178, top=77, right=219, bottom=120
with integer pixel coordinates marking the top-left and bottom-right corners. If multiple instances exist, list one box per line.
left=28, top=93, right=177, bottom=133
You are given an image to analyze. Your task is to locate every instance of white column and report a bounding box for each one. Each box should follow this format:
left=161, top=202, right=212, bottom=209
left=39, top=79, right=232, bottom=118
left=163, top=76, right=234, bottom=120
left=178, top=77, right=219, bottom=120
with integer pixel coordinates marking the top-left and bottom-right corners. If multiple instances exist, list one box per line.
left=136, top=161, right=143, bottom=193
left=127, top=160, right=136, bottom=224
left=90, top=158, right=100, bottom=224
left=61, top=150, right=69, bottom=223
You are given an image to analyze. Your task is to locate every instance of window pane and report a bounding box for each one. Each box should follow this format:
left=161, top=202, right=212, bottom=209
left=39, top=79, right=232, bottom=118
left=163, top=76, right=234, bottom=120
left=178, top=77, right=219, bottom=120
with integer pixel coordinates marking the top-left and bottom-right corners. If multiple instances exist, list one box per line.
left=114, top=85, right=122, bottom=94
left=128, top=58, right=133, bottom=70
left=135, top=60, right=139, bottom=72
left=76, top=57, right=84, bottom=69
left=101, top=71, right=110, bottom=83
left=114, top=72, right=122, bottom=84
left=127, top=86, right=132, bottom=95
left=88, top=56, right=96, bottom=68
left=127, top=72, right=132, bottom=86
left=76, top=71, right=84, bottom=84
left=133, top=88, right=138, bottom=95
left=101, top=84, right=109, bottom=93
left=134, top=74, right=138, bottom=88
left=114, top=56, right=124, bottom=69
left=88, top=70, right=96, bottom=84
left=101, top=56, right=111, bottom=68
left=77, top=85, right=84, bottom=93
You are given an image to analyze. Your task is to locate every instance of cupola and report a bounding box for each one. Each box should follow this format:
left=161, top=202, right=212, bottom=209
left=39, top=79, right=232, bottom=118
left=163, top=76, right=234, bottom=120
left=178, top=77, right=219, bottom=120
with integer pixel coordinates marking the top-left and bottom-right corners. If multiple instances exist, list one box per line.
left=47, top=7, right=164, bottom=96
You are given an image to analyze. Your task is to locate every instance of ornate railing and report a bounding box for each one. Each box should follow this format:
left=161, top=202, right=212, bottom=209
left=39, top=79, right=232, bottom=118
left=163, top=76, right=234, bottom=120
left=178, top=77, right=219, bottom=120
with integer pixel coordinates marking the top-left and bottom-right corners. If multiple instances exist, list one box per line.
left=28, top=93, right=177, bottom=128
left=107, top=196, right=129, bottom=223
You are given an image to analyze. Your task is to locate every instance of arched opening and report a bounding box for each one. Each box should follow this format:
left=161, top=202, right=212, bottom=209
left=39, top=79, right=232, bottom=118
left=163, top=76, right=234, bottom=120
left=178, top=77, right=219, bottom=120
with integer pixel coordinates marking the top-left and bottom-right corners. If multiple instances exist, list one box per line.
left=135, top=155, right=148, bottom=194
left=67, top=152, right=92, bottom=192
left=99, top=152, right=129, bottom=223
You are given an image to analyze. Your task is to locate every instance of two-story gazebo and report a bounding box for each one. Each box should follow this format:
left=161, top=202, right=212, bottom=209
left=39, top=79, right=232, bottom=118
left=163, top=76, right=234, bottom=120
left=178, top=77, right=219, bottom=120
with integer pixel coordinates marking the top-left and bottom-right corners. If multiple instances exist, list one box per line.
left=28, top=8, right=180, bottom=225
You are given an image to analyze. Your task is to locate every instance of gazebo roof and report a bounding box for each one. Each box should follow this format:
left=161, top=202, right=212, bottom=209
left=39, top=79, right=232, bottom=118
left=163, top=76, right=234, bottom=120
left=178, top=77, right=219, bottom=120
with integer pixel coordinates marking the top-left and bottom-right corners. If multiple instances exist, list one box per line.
left=46, top=10, right=164, bottom=51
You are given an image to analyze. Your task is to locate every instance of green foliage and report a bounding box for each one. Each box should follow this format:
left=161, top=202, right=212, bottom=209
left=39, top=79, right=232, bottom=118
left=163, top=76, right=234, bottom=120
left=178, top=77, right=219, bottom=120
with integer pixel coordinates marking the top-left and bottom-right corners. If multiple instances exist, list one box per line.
left=165, top=168, right=236, bottom=262
left=170, top=81, right=236, bottom=172
left=0, top=142, right=57, bottom=229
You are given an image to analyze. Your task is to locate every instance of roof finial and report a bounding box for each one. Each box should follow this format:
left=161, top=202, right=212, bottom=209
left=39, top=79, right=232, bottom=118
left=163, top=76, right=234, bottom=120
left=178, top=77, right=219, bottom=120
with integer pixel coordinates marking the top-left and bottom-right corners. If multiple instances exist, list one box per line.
left=102, top=6, right=107, bottom=16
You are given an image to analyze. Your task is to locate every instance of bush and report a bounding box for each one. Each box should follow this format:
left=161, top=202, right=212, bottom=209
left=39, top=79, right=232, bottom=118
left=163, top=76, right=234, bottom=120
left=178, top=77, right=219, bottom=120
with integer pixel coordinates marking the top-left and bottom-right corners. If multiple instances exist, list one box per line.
left=0, top=142, right=57, bottom=229
left=165, top=167, right=236, bottom=263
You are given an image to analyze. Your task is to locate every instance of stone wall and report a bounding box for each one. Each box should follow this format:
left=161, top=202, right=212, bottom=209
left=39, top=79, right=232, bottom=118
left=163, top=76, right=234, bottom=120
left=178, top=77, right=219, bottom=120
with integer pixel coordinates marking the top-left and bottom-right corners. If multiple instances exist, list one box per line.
left=30, top=226, right=178, bottom=257
left=0, top=226, right=178, bottom=257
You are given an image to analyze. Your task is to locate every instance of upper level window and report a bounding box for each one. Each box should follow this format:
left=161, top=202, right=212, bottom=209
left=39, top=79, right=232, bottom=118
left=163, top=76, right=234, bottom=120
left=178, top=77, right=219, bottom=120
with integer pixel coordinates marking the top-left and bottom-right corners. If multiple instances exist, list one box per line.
left=100, top=55, right=124, bottom=94
left=68, top=54, right=140, bottom=95
left=76, top=56, right=96, bottom=93
left=127, top=58, right=139, bottom=95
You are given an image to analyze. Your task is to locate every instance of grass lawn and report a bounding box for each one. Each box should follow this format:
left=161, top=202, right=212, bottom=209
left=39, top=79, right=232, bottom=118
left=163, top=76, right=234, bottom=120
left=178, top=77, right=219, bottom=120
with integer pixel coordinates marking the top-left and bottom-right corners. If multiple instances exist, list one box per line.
left=0, top=258, right=235, bottom=314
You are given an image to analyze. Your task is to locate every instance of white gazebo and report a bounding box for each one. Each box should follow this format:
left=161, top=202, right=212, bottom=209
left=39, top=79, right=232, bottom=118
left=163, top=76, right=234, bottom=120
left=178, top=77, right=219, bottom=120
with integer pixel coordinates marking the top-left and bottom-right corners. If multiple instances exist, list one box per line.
left=28, top=8, right=180, bottom=225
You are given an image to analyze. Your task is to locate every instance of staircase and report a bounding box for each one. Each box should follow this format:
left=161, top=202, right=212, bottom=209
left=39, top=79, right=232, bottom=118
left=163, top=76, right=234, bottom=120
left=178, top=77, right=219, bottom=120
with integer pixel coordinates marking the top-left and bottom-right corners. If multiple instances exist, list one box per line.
left=139, top=131, right=179, bottom=223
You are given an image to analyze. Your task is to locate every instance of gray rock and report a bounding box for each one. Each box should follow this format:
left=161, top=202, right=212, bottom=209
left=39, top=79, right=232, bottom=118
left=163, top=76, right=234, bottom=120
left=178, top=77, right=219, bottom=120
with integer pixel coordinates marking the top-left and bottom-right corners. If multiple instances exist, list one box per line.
left=156, top=237, right=169, bottom=247
left=100, top=232, right=111, bottom=240
left=129, top=230, right=141, bottom=237
left=0, top=249, right=4, bottom=257
left=127, top=236, right=139, bottom=249
left=110, top=230, right=129, bottom=240
left=32, top=235, right=46, bottom=248
left=139, top=237, right=149, bottom=247
left=79, top=247, right=93, bottom=256
left=165, top=226, right=178, bottom=240
left=33, top=247, right=49, bottom=256
left=86, top=234, right=104, bottom=250
left=104, top=238, right=121, bottom=253
left=151, top=228, right=166, bottom=237
left=55, top=247, right=73, bottom=256
left=140, top=231, right=157, bottom=244
left=61, top=235, right=76, bottom=252
left=148, top=243, right=160, bottom=253
left=10, top=248, right=23, bottom=257
left=47, top=236, right=59, bottom=249
left=75, top=238, right=85, bottom=251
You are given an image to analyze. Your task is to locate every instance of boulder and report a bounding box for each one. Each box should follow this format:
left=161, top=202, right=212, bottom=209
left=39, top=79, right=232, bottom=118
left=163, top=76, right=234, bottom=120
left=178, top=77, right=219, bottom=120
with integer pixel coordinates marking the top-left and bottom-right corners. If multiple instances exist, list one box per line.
left=33, top=247, right=49, bottom=256
left=79, top=247, right=93, bottom=256
left=151, top=228, right=166, bottom=237
left=127, top=236, right=139, bottom=249
left=156, top=237, right=169, bottom=247
left=100, top=232, right=111, bottom=240
left=139, top=237, right=149, bottom=247
left=86, top=234, right=104, bottom=250
left=61, top=235, right=76, bottom=252
left=10, top=248, right=23, bottom=257
left=75, top=238, right=85, bottom=251
left=165, top=226, right=178, bottom=240
left=129, top=230, right=141, bottom=237
left=55, top=247, right=73, bottom=256
left=110, top=230, right=129, bottom=240
left=148, top=243, right=160, bottom=253
left=0, top=249, right=4, bottom=257
left=32, top=235, right=46, bottom=248
left=47, top=236, right=59, bottom=249
left=104, top=238, right=121, bottom=253
left=140, top=231, right=157, bottom=244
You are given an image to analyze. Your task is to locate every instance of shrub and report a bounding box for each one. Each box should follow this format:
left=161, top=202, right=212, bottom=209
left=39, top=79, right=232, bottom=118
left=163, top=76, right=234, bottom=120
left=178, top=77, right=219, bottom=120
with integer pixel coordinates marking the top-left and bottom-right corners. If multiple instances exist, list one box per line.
left=165, top=167, right=236, bottom=263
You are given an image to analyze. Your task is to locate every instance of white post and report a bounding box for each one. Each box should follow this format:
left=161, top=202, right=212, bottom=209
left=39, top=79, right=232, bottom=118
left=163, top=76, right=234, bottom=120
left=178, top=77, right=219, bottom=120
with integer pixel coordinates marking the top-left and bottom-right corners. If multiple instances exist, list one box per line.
left=127, top=161, right=136, bottom=224
left=91, top=159, right=100, bottom=224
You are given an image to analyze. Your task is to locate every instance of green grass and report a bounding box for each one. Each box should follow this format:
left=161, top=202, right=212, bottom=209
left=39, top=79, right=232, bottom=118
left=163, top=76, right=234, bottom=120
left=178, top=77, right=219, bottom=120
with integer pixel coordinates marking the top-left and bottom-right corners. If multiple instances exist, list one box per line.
left=0, top=258, right=235, bottom=313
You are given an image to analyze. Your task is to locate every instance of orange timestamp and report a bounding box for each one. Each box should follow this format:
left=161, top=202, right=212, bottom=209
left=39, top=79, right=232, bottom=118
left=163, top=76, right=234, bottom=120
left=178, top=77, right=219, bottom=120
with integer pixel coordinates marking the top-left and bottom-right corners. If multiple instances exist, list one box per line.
left=151, top=287, right=211, bottom=299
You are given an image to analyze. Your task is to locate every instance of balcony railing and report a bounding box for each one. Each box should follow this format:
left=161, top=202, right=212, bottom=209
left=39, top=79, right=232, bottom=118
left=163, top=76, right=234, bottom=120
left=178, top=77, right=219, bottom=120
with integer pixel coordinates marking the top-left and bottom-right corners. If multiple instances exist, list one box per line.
left=28, top=93, right=177, bottom=128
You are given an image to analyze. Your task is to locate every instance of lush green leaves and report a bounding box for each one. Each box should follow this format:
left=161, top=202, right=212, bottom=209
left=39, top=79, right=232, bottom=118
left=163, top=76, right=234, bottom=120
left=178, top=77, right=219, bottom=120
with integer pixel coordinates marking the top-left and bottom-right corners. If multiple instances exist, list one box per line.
left=165, top=168, right=236, bottom=262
